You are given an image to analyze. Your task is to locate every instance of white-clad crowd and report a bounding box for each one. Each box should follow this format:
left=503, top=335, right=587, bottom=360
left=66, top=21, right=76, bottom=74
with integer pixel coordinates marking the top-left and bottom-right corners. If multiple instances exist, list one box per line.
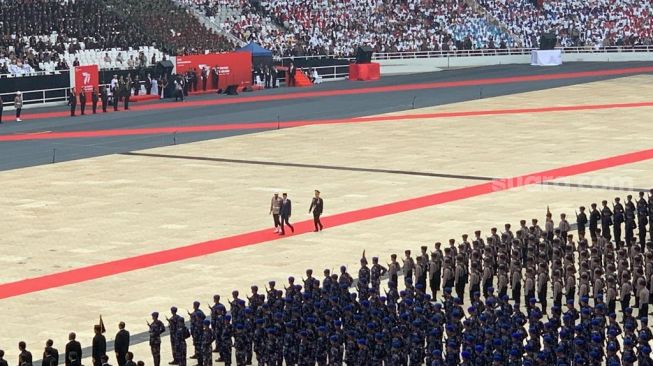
left=479, top=0, right=653, bottom=48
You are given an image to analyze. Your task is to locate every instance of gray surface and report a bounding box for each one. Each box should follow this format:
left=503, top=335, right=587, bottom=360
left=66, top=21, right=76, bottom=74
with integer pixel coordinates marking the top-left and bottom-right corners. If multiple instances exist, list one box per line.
left=2, top=62, right=653, bottom=171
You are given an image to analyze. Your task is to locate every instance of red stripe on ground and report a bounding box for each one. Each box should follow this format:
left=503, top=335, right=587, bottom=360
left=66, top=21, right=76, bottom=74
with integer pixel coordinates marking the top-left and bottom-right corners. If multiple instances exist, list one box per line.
left=14, top=66, right=653, bottom=121
left=1, top=148, right=652, bottom=300
left=2, top=100, right=652, bottom=142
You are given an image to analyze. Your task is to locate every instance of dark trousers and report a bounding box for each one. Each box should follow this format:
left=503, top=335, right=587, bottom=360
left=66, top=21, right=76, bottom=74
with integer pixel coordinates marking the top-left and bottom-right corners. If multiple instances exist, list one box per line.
left=102, top=99, right=107, bottom=112
left=589, top=224, right=597, bottom=243
left=554, top=293, right=562, bottom=309
left=288, top=75, right=295, bottom=86
left=602, top=224, right=611, bottom=239
left=113, top=96, right=119, bottom=111
left=0, top=109, right=3, bottom=123
left=92, top=101, right=97, bottom=114
left=313, top=213, right=323, bottom=231
left=621, top=294, right=631, bottom=312
left=80, top=103, right=85, bottom=115
left=124, top=94, right=130, bottom=110
left=639, top=303, right=649, bottom=318
left=577, top=225, right=585, bottom=238
left=538, top=290, right=547, bottom=313
left=202, top=79, right=207, bottom=91
left=117, top=353, right=126, bottom=366
left=625, top=221, right=635, bottom=246
left=70, top=104, right=76, bottom=116
left=279, top=216, right=293, bottom=234
left=614, top=222, right=622, bottom=245
left=608, top=299, right=616, bottom=315
left=272, top=214, right=280, bottom=229
left=16, top=108, right=21, bottom=119
left=512, top=283, right=521, bottom=304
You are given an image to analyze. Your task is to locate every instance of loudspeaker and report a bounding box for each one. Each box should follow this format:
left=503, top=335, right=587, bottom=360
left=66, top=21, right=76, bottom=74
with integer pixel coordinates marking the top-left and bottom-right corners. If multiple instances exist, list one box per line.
left=156, top=60, right=174, bottom=76
left=224, top=85, right=238, bottom=95
left=355, top=46, right=373, bottom=64
left=539, top=33, right=557, bottom=50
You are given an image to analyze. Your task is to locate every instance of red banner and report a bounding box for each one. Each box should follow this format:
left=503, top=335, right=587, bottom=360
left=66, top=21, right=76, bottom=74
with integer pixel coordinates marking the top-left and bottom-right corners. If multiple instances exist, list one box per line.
left=175, top=52, right=252, bottom=89
left=74, top=65, right=99, bottom=95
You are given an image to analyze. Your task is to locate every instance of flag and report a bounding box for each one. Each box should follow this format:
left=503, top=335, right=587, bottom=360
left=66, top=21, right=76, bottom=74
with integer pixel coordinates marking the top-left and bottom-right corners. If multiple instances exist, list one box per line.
left=99, top=315, right=106, bottom=334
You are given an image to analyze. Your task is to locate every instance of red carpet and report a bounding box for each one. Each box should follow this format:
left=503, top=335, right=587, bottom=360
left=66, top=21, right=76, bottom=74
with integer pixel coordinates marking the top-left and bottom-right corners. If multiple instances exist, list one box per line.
left=12, top=65, right=653, bottom=121
left=2, top=100, right=652, bottom=142
left=0, top=147, right=652, bottom=299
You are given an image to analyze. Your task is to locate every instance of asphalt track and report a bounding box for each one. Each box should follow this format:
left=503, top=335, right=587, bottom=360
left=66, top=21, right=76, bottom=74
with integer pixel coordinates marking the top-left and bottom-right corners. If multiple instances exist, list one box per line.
left=1, top=61, right=653, bottom=171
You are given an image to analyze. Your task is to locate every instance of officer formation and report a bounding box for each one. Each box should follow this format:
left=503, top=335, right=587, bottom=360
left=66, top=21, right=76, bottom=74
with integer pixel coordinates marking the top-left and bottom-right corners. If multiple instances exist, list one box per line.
left=3, top=190, right=653, bottom=366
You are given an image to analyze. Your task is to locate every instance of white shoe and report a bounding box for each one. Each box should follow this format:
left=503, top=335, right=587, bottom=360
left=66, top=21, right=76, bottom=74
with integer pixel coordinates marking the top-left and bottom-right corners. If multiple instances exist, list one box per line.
left=274, top=228, right=279, bottom=233
left=16, top=118, right=22, bottom=122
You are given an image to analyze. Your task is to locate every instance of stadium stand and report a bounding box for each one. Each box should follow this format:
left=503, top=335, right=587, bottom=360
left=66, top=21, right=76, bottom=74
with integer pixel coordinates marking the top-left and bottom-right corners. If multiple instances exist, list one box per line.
left=478, top=0, right=653, bottom=48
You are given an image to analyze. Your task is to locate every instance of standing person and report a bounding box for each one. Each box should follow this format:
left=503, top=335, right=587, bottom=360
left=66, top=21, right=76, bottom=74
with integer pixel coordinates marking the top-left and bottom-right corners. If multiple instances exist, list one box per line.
left=79, top=89, right=87, bottom=115
left=15, top=91, right=23, bottom=122
left=92, top=325, right=106, bottom=366
left=114, top=322, right=130, bottom=366
left=18, top=342, right=32, bottom=366
left=287, top=62, right=296, bottom=87
left=211, top=66, right=219, bottom=90
left=589, top=203, right=600, bottom=244
left=145, top=74, right=152, bottom=95
left=148, top=312, right=166, bottom=366
left=123, top=77, right=131, bottom=110
left=91, top=88, right=99, bottom=114
left=271, top=66, right=277, bottom=88
left=309, top=190, right=324, bottom=232
left=161, top=76, right=168, bottom=100
left=279, top=193, right=294, bottom=235
left=41, top=340, right=58, bottom=366
left=0, top=95, right=3, bottom=124
left=264, top=66, right=271, bottom=89
left=0, top=350, right=7, bottom=366
left=69, top=88, right=77, bottom=117
left=65, top=333, right=82, bottom=366
left=576, top=206, right=587, bottom=239
left=100, top=86, right=108, bottom=113
left=201, top=67, right=208, bottom=91
left=174, top=78, right=183, bottom=102
left=269, top=193, right=282, bottom=233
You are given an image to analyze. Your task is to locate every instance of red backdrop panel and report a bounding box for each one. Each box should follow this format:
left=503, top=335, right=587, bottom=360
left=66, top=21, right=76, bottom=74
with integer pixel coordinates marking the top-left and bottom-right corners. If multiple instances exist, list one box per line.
left=175, top=52, right=252, bottom=89
left=74, top=65, right=99, bottom=94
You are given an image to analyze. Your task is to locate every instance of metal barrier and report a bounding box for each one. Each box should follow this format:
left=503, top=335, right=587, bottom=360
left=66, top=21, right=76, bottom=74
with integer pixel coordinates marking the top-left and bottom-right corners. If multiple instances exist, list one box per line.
left=0, top=70, right=70, bottom=79
left=373, top=46, right=653, bottom=60
left=0, top=86, right=70, bottom=107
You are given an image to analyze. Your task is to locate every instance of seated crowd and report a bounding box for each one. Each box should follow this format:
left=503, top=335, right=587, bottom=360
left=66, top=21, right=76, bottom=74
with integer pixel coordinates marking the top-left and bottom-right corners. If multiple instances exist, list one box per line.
left=479, top=0, right=653, bottom=48
left=4, top=192, right=653, bottom=366
left=0, top=0, right=235, bottom=76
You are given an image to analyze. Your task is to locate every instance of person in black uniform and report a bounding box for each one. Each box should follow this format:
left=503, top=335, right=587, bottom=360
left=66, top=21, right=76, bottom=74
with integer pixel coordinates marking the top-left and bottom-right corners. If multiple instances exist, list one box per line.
left=100, top=86, right=108, bottom=113
left=92, top=88, right=99, bottom=114
left=69, top=88, right=77, bottom=117
left=601, top=200, right=613, bottom=241
left=114, top=322, right=130, bottom=366
left=589, top=203, right=600, bottom=244
left=0, top=96, right=3, bottom=124
left=79, top=89, right=87, bottom=115
left=41, top=341, right=58, bottom=366
left=309, top=190, right=324, bottom=232
left=65, top=333, right=82, bottom=366
left=576, top=206, right=588, bottom=240
left=92, top=325, right=106, bottom=366
left=624, top=195, right=636, bottom=247
left=613, top=197, right=624, bottom=247
left=18, top=342, right=33, bottom=366
left=124, top=77, right=131, bottom=110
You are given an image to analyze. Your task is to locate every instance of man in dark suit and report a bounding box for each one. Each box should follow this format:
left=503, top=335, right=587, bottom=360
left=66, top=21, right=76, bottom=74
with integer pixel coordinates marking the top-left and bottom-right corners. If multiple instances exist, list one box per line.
left=309, top=190, right=324, bottom=232
left=201, top=67, right=208, bottom=91
left=18, top=342, right=32, bottom=366
left=114, top=322, right=130, bottom=366
left=100, top=86, right=108, bottom=113
left=42, top=340, right=58, bottom=366
left=69, top=88, right=77, bottom=117
left=279, top=193, right=294, bottom=235
left=91, top=88, right=99, bottom=114
left=0, top=96, right=3, bottom=124
left=92, top=325, right=106, bottom=366
left=65, top=333, right=82, bottom=366
left=79, top=89, right=87, bottom=115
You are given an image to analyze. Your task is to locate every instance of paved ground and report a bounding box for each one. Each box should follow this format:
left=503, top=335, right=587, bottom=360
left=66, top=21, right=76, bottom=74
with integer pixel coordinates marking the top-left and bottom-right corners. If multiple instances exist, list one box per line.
left=1, top=63, right=653, bottom=365
left=1, top=61, right=653, bottom=171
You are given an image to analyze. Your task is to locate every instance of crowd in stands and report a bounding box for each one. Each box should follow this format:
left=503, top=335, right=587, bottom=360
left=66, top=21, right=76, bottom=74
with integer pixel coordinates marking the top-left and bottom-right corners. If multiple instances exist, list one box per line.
left=479, top=0, right=653, bottom=48
left=4, top=192, right=653, bottom=365
left=0, top=0, right=236, bottom=76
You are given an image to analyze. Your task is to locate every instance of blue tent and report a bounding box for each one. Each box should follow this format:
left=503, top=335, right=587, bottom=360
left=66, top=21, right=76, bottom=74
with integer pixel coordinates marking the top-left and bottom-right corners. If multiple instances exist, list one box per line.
left=236, top=42, right=273, bottom=57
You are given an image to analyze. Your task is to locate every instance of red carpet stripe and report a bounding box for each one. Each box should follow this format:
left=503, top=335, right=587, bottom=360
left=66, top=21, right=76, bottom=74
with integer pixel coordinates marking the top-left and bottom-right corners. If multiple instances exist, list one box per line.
left=14, top=66, right=653, bottom=121
left=1, top=148, right=652, bottom=300
left=2, top=100, right=653, bottom=142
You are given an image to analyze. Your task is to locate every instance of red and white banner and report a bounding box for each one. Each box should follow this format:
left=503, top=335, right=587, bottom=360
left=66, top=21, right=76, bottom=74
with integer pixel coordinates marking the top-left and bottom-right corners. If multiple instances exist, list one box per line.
left=71, top=64, right=99, bottom=95
left=175, top=52, right=251, bottom=89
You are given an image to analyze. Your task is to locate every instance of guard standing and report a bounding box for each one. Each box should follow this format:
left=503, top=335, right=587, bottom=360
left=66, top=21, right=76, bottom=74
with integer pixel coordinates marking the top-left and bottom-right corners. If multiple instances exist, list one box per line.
left=309, top=190, right=324, bottom=232
left=91, top=88, right=99, bottom=114
left=69, top=88, right=77, bottom=117
left=79, top=89, right=87, bottom=115
left=148, top=312, right=166, bottom=366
